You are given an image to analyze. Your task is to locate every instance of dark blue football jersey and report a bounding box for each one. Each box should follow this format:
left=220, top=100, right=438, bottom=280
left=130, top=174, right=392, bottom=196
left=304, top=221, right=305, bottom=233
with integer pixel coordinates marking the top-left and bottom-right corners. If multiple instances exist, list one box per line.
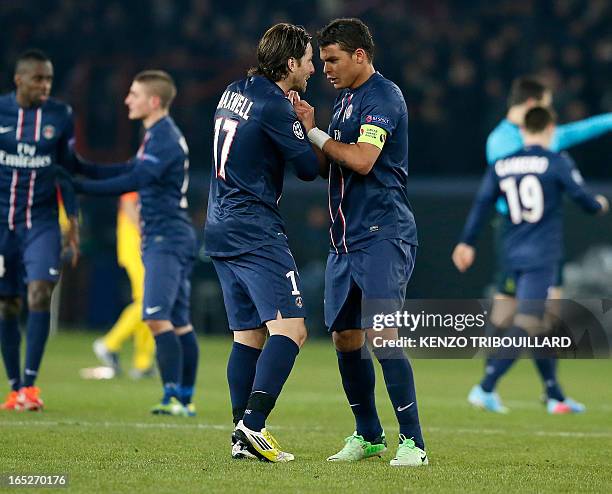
left=204, top=75, right=319, bottom=257
left=76, top=116, right=194, bottom=251
left=0, top=92, right=76, bottom=229
left=327, top=72, right=417, bottom=253
left=460, top=145, right=602, bottom=269
left=136, top=117, right=193, bottom=248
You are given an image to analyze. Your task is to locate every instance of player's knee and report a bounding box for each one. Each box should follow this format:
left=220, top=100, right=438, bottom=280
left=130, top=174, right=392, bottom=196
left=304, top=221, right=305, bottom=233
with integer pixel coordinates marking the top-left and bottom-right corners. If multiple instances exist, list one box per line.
left=27, top=281, right=54, bottom=311
left=490, top=295, right=517, bottom=329
left=292, top=324, right=308, bottom=348
left=266, top=315, right=308, bottom=348
left=366, top=328, right=402, bottom=359
left=234, top=328, right=267, bottom=349
left=274, top=323, right=307, bottom=348
left=514, top=313, right=545, bottom=336
left=547, top=286, right=562, bottom=300
left=146, top=319, right=172, bottom=335
left=0, top=297, right=22, bottom=319
left=333, top=329, right=365, bottom=352
left=173, top=324, right=193, bottom=336
left=366, top=327, right=398, bottom=344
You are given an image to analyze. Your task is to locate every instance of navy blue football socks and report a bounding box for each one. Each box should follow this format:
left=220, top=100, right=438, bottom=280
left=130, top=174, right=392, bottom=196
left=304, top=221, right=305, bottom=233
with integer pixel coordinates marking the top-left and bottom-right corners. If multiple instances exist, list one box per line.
left=534, top=357, right=565, bottom=401
left=227, top=341, right=261, bottom=424
left=374, top=346, right=424, bottom=450
left=337, top=345, right=383, bottom=442
left=154, top=330, right=182, bottom=403
left=481, top=325, right=528, bottom=392
left=23, top=311, right=50, bottom=387
left=243, top=335, right=299, bottom=431
left=178, top=331, right=199, bottom=405
left=0, top=317, right=21, bottom=391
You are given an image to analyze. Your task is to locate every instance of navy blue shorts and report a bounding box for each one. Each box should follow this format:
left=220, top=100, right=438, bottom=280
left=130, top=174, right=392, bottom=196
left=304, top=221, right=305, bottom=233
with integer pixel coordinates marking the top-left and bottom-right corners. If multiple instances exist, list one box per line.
left=494, top=219, right=563, bottom=295
left=511, top=265, right=556, bottom=317
left=142, top=248, right=194, bottom=327
left=325, top=239, right=417, bottom=332
left=0, top=222, right=61, bottom=296
left=496, top=262, right=563, bottom=296
left=211, top=243, right=306, bottom=331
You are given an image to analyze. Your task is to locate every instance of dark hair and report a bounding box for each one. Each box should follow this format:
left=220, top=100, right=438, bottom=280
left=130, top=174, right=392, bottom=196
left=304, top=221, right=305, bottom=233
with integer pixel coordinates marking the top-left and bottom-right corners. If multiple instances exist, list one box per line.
left=248, top=23, right=311, bottom=81
left=524, top=106, right=556, bottom=133
left=507, top=76, right=548, bottom=108
left=15, top=49, right=51, bottom=73
left=317, top=18, right=374, bottom=61
left=133, top=70, right=177, bottom=109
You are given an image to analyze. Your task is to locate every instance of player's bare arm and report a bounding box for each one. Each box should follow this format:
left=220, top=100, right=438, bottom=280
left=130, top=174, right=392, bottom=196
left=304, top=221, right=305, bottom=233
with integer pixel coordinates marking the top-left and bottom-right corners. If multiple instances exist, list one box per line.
left=295, top=98, right=381, bottom=175
left=320, top=137, right=381, bottom=176
left=64, top=215, right=80, bottom=267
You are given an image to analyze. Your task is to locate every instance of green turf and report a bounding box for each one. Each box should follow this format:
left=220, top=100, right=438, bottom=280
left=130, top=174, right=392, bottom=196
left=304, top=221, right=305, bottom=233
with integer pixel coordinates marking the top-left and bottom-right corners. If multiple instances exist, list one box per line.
left=0, top=332, right=611, bottom=493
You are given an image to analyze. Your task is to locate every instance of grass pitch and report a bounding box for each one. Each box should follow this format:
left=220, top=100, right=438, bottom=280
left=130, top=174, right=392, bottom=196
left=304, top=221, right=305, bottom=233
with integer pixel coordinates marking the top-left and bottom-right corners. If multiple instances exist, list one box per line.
left=0, top=332, right=610, bottom=493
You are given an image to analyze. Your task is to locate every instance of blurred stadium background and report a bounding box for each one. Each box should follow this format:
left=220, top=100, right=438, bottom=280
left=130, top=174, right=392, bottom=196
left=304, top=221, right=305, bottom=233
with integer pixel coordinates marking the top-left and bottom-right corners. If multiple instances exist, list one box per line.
left=1, top=0, right=611, bottom=336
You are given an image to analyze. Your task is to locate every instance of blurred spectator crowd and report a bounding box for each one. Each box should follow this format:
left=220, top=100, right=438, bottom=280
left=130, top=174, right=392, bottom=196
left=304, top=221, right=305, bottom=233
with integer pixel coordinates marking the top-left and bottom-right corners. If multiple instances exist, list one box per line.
left=2, top=0, right=611, bottom=327
left=1, top=0, right=611, bottom=177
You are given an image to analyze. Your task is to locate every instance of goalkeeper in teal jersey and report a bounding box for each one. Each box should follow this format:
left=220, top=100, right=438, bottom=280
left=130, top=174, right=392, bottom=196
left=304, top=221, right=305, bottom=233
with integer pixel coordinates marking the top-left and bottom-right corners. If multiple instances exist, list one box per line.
left=487, top=77, right=612, bottom=217
left=473, top=76, right=612, bottom=414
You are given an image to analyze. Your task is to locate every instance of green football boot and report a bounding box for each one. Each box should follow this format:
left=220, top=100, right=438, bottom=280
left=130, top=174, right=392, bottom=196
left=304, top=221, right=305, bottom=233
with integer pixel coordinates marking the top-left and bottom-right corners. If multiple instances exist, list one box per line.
left=327, top=432, right=387, bottom=461
left=389, top=435, right=428, bottom=466
left=150, top=397, right=188, bottom=416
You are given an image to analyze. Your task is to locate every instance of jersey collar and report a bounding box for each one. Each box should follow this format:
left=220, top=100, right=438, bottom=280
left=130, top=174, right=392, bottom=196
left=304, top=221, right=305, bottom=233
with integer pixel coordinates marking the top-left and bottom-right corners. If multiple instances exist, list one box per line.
left=146, top=115, right=170, bottom=132
left=349, top=71, right=381, bottom=93
left=9, top=91, right=49, bottom=110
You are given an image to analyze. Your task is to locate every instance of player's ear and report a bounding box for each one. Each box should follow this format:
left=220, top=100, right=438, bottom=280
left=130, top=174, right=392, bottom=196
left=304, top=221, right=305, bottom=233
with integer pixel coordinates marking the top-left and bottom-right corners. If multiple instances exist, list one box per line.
left=13, top=73, right=21, bottom=87
left=150, top=94, right=162, bottom=111
left=353, top=48, right=367, bottom=64
left=287, top=57, right=296, bottom=73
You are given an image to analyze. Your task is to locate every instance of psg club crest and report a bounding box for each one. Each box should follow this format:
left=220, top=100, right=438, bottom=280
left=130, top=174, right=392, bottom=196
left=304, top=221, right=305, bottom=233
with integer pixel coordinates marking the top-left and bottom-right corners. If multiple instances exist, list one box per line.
left=345, top=104, right=353, bottom=119
left=43, top=125, right=55, bottom=139
left=295, top=296, right=303, bottom=308
left=292, top=121, right=304, bottom=139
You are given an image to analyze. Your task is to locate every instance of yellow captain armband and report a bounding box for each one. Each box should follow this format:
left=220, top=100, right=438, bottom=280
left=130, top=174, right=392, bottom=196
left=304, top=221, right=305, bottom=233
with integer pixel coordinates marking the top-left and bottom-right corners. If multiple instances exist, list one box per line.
left=357, top=124, right=388, bottom=150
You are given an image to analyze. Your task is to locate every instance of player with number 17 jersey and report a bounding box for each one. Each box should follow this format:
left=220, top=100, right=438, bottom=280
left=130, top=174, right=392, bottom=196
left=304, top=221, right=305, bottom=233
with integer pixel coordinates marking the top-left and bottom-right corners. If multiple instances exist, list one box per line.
left=204, top=74, right=319, bottom=328
left=204, top=23, right=318, bottom=464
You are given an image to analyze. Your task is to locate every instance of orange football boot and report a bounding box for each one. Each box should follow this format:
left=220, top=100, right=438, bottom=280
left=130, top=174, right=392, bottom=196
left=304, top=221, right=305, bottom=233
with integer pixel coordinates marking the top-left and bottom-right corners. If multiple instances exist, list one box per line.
left=0, top=390, right=20, bottom=410
left=17, top=386, right=44, bottom=411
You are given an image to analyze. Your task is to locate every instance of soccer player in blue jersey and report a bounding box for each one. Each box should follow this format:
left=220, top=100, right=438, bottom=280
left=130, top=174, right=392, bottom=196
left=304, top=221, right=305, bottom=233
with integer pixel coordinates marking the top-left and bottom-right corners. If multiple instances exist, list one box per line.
left=0, top=50, right=80, bottom=411
left=204, top=23, right=318, bottom=463
left=293, top=18, right=427, bottom=466
left=72, top=71, right=199, bottom=417
left=484, top=77, right=612, bottom=412
left=453, top=106, right=608, bottom=413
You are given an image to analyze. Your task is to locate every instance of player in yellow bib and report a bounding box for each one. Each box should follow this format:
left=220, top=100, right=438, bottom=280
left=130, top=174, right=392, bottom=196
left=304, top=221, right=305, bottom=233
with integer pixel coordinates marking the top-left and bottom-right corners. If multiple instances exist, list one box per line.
left=93, top=192, right=155, bottom=377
